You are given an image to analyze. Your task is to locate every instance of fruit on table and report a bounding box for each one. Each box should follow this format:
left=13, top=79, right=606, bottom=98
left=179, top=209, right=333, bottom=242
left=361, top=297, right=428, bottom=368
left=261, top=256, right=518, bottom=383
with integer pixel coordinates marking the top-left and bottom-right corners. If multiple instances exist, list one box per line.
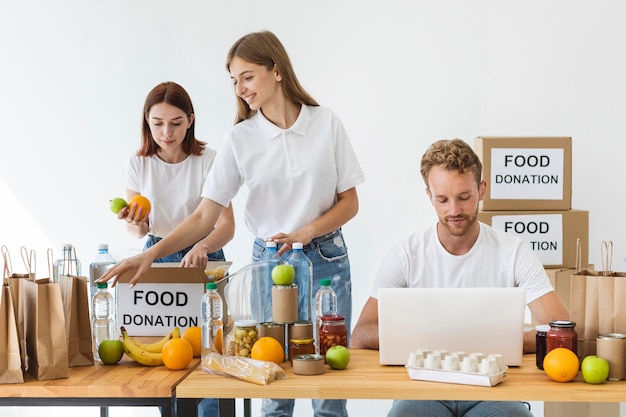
left=581, top=355, right=609, bottom=384
left=251, top=336, right=284, bottom=365
left=128, top=195, right=152, bottom=221
left=132, top=326, right=181, bottom=353
left=109, top=197, right=128, bottom=214
left=271, top=263, right=295, bottom=286
left=121, top=326, right=169, bottom=366
left=162, top=338, right=193, bottom=370
left=181, top=326, right=202, bottom=358
left=543, top=347, right=579, bottom=382
left=98, top=339, right=124, bottom=365
left=325, top=345, right=350, bottom=370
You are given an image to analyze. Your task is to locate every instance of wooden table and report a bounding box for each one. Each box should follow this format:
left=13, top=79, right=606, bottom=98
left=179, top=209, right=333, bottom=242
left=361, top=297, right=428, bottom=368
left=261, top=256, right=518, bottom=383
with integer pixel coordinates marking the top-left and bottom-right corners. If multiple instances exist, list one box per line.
left=0, top=356, right=200, bottom=417
left=176, top=349, right=626, bottom=417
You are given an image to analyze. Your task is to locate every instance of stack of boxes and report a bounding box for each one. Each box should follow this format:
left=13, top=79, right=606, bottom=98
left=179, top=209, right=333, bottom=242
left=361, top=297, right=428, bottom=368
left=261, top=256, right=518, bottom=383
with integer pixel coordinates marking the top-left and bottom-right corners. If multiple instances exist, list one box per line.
left=474, top=137, right=589, bottom=316
left=474, top=136, right=610, bottom=417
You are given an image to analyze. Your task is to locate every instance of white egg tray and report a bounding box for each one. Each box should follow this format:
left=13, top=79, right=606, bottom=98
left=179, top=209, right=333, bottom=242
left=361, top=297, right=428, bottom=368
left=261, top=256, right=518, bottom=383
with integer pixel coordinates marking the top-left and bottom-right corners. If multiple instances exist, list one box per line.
left=405, top=349, right=507, bottom=387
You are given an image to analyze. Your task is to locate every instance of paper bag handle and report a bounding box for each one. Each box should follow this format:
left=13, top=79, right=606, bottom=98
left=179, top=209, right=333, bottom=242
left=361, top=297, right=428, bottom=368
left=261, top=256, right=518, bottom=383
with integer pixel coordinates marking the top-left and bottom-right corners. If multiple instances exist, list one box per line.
left=600, top=240, right=613, bottom=276
left=20, top=246, right=36, bottom=281
left=62, top=245, right=80, bottom=276
left=575, top=238, right=582, bottom=273
left=47, top=248, right=54, bottom=280
left=2, top=245, right=12, bottom=280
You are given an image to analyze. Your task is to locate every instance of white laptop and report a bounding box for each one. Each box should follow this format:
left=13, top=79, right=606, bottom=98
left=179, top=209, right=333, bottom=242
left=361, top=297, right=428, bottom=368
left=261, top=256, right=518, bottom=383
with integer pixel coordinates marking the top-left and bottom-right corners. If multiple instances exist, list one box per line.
left=378, top=287, right=525, bottom=366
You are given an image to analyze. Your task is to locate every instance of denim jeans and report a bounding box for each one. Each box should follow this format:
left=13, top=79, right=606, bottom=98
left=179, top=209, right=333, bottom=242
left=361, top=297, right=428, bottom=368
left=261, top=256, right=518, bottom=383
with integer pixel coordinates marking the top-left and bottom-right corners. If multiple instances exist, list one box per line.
left=253, top=229, right=351, bottom=417
left=387, top=400, right=533, bottom=417
left=144, top=235, right=225, bottom=263
left=145, top=234, right=225, bottom=417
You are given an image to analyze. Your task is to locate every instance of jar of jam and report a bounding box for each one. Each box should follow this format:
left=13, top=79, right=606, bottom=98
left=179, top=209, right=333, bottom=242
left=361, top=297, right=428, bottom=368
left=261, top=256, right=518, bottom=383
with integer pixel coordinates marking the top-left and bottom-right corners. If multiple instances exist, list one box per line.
left=319, top=314, right=348, bottom=356
left=547, top=320, right=577, bottom=355
left=289, top=338, right=315, bottom=364
left=535, top=324, right=550, bottom=370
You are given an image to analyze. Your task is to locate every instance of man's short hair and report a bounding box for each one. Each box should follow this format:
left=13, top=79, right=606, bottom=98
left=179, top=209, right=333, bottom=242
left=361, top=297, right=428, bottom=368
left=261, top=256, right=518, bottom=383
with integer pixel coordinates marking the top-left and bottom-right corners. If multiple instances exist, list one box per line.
left=420, top=139, right=483, bottom=187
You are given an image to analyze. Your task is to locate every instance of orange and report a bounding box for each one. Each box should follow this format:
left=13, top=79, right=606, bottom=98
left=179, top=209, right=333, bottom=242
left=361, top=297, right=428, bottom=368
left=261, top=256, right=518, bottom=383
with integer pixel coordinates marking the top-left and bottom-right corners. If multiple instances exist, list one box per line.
left=161, top=338, right=193, bottom=370
left=543, top=347, right=579, bottom=382
left=181, top=327, right=202, bottom=358
left=250, top=336, right=284, bottom=365
left=214, top=328, right=223, bottom=354
left=128, top=195, right=151, bottom=221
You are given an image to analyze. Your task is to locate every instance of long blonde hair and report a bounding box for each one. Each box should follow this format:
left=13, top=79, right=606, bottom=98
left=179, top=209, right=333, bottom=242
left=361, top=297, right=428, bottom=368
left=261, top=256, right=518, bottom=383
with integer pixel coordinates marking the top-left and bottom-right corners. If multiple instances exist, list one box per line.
left=226, top=31, right=319, bottom=124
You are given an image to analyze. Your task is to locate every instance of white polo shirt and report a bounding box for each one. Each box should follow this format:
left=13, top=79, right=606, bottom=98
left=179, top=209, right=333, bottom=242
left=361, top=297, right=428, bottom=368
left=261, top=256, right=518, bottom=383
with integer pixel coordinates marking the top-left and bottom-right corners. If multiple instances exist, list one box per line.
left=202, top=105, right=365, bottom=239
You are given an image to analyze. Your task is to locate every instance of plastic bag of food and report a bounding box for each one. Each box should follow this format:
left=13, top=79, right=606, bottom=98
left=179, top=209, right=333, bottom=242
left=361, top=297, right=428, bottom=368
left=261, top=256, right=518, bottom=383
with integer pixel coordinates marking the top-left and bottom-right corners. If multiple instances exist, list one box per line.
left=202, top=352, right=286, bottom=385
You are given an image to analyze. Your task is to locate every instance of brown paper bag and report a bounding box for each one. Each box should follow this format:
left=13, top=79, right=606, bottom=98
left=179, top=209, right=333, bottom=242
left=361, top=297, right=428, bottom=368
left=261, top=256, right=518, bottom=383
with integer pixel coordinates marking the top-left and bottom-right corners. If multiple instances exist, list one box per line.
left=2, top=245, right=33, bottom=371
left=0, top=279, right=24, bottom=384
left=58, top=245, right=94, bottom=367
left=22, top=249, right=69, bottom=380
left=570, top=240, right=626, bottom=357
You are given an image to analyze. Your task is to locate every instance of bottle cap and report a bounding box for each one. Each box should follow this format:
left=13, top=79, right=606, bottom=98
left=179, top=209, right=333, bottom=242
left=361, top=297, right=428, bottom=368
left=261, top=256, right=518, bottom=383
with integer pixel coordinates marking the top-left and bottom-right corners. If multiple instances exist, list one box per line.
left=265, top=241, right=277, bottom=248
left=320, top=278, right=331, bottom=287
left=292, top=242, right=304, bottom=250
left=97, top=282, right=108, bottom=289
left=98, top=243, right=109, bottom=250
left=206, top=282, right=217, bottom=290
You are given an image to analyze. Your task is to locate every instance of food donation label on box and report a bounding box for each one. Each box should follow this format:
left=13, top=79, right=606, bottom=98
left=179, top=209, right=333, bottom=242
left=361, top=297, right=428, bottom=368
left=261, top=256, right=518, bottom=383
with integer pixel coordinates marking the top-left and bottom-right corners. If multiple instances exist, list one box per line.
left=490, top=213, right=563, bottom=266
left=118, top=282, right=203, bottom=336
left=490, top=148, right=564, bottom=200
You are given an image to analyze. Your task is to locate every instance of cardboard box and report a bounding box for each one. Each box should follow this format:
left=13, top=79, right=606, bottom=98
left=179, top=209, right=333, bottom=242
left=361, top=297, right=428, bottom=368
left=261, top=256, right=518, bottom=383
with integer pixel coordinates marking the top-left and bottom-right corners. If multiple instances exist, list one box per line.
left=478, top=209, right=588, bottom=269
left=117, top=261, right=231, bottom=336
left=474, top=136, right=572, bottom=211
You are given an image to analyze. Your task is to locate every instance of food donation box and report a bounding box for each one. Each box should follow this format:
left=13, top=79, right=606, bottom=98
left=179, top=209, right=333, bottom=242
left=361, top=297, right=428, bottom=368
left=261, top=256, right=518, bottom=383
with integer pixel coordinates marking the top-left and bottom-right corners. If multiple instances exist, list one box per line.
left=117, top=262, right=231, bottom=336
left=474, top=136, right=572, bottom=211
left=478, top=209, right=588, bottom=269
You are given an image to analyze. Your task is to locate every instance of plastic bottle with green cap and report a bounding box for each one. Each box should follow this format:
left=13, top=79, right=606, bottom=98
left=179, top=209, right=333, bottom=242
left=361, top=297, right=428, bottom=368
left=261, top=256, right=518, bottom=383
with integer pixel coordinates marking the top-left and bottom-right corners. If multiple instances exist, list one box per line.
left=92, top=282, right=115, bottom=361
left=314, top=278, right=337, bottom=353
left=201, top=282, right=223, bottom=360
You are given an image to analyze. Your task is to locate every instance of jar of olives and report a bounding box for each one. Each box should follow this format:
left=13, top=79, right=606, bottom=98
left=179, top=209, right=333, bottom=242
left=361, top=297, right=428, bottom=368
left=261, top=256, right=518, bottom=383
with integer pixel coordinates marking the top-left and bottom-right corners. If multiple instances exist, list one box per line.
left=231, top=320, right=258, bottom=357
left=319, top=314, right=347, bottom=356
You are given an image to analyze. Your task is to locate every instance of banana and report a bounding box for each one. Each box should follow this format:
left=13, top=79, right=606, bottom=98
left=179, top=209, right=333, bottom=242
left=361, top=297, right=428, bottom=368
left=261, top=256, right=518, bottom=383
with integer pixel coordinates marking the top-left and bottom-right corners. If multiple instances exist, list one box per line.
left=131, top=326, right=181, bottom=353
left=121, top=326, right=164, bottom=366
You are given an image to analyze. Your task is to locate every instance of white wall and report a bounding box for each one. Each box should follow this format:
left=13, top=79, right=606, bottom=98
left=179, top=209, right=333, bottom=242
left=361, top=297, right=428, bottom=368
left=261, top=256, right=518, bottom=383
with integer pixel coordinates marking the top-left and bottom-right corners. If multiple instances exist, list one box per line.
left=2, top=1, right=626, bottom=416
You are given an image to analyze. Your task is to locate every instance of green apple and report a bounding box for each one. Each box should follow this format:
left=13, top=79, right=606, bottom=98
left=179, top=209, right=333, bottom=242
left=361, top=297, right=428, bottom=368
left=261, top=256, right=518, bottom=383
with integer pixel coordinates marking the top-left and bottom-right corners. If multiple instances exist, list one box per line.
left=271, top=263, right=295, bottom=286
left=581, top=355, right=609, bottom=384
left=98, top=340, right=124, bottom=365
left=325, top=345, right=350, bottom=370
left=109, top=197, right=128, bottom=214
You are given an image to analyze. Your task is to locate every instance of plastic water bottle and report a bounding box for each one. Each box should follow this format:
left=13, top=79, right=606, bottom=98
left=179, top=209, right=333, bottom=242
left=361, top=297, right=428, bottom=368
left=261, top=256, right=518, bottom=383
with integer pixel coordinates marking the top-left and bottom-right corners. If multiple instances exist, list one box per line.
left=92, top=282, right=116, bottom=361
left=255, top=241, right=282, bottom=321
left=201, top=282, right=223, bottom=360
left=53, top=243, right=82, bottom=282
left=286, top=242, right=313, bottom=321
left=89, top=244, right=117, bottom=301
left=314, top=278, right=337, bottom=353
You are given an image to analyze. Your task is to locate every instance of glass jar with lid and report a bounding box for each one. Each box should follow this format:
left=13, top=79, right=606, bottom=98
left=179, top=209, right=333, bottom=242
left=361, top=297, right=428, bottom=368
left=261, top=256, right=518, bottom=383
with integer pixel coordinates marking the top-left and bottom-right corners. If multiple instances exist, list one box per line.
left=229, top=320, right=258, bottom=357
left=319, top=314, right=348, bottom=356
left=547, top=320, right=577, bottom=355
left=289, top=338, right=315, bottom=364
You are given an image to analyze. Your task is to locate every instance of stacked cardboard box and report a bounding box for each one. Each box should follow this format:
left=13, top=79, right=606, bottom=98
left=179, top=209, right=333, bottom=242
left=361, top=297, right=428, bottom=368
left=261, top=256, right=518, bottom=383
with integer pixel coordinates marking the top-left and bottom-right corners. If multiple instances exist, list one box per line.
left=474, top=137, right=588, bottom=304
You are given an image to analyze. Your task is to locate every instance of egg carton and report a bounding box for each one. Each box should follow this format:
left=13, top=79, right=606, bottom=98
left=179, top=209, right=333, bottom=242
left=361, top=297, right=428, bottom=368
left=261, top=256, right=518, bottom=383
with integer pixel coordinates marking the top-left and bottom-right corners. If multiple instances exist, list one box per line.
left=405, top=349, right=507, bottom=387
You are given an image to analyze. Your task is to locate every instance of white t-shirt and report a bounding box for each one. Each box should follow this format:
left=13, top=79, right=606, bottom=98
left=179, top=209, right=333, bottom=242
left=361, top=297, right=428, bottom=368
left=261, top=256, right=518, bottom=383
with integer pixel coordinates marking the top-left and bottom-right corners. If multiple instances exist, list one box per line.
left=124, top=149, right=217, bottom=238
left=370, top=222, right=554, bottom=305
left=202, top=105, right=365, bottom=239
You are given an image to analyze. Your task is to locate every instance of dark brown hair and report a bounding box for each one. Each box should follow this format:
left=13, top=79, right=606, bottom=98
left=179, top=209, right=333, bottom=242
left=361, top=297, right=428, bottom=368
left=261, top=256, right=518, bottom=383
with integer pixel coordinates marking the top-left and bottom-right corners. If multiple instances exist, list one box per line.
left=138, top=81, right=205, bottom=156
left=226, top=31, right=319, bottom=124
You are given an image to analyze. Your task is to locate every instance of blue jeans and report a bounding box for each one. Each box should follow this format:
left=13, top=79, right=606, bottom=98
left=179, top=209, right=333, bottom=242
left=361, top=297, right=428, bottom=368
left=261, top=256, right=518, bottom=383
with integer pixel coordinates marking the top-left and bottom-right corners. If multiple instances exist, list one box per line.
left=253, top=229, right=351, bottom=417
left=145, top=234, right=225, bottom=417
left=144, top=235, right=225, bottom=263
left=387, top=400, right=532, bottom=417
